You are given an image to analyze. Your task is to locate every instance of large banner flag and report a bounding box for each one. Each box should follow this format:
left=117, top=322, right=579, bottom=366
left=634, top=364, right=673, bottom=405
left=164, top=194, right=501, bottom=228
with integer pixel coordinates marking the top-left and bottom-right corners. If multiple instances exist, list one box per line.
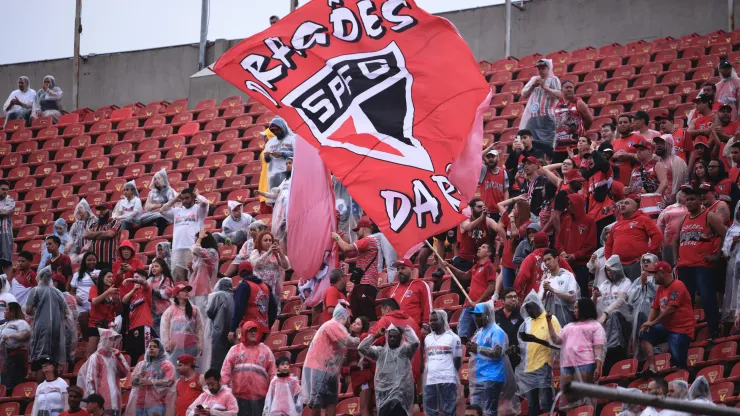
left=213, top=0, right=491, bottom=255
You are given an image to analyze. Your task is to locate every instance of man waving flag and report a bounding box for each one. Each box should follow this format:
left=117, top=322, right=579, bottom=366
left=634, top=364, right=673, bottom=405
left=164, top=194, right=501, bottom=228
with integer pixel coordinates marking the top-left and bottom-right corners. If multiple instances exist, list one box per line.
left=213, top=0, right=491, bottom=256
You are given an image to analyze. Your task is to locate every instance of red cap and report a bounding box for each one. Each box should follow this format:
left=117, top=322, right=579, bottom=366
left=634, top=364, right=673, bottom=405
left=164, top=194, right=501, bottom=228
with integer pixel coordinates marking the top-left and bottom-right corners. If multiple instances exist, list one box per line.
left=523, top=156, right=540, bottom=166
left=647, top=261, right=672, bottom=275
left=679, top=184, right=696, bottom=193
left=237, top=262, right=254, bottom=275
left=352, top=217, right=373, bottom=232
left=565, top=169, right=585, bottom=182
left=698, top=182, right=714, bottom=191
left=96, top=202, right=114, bottom=210
left=173, top=282, right=192, bottom=294
left=51, top=272, right=66, bottom=286
left=392, top=258, right=414, bottom=268
left=631, top=138, right=655, bottom=151
left=177, top=354, right=196, bottom=366
left=533, top=232, right=550, bottom=248
left=693, top=136, right=710, bottom=149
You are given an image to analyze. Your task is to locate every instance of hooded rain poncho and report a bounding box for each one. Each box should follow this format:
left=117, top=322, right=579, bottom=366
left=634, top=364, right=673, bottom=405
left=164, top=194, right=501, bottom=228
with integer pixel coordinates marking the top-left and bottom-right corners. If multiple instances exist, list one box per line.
left=723, top=203, right=740, bottom=323
left=264, top=117, right=296, bottom=187
left=69, top=199, right=97, bottom=259
left=588, top=222, right=615, bottom=288
left=221, top=321, right=276, bottom=401
left=141, top=169, right=177, bottom=224
left=206, top=278, right=235, bottom=370
left=263, top=370, right=303, bottom=416
left=359, top=324, right=420, bottom=416
left=126, top=338, right=176, bottom=416
left=689, top=375, right=713, bottom=404
left=3, top=76, right=35, bottom=127
left=77, top=329, right=130, bottom=412
left=516, top=291, right=559, bottom=396
left=598, top=255, right=633, bottom=352
left=26, top=267, right=69, bottom=367
left=539, top=266, right=580, bottom=327
left=626, top=253, right=658, bottom=360
left=38, top=218, right=70, bottom=272
left=32, top=75, right=63, bottom=121
left=421, top=310, right=464, bottom=416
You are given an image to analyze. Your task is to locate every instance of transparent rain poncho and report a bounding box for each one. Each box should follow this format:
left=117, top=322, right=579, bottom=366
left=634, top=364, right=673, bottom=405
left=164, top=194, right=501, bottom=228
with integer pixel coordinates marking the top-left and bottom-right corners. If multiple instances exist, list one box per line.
left=302, top=304, right=359, bottom=405
left=689, top=376, right=713, bottom=404
left=359, top=324, right=420, bottom=416
left=26, top=267, right=69, bottom=367
left=722, top=203, right=740, bottom=324
left=77, top=328, right=130, bottom=412
left=588, top=222, right=615, bottom=288
left=516, top=291, right=559, bottom=396
left=468, top=303, right=520, bottom=416
left=206, top=278, right=234, bottom=370
left=69, top=198, right=97, bottom=259
left=421, top=310, right=464, bottom=416
left=125, top=338, right=176, bottom=416
left=538, top=268, right=580, bottom=327
left=615, top=387, right=643, bottom=416
left=271, top=174, right=291, bottom=250
left=333, top=178, right=362, bottom=239
left=263, top=370, right=303, bottom=416
left=626, top=254, right=658, bottom=360
left=598, top=255, right=633, bottom=352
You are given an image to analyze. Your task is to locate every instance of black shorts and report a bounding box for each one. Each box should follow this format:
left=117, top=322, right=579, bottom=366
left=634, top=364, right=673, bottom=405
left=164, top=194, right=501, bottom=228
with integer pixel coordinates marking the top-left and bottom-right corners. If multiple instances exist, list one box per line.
left=87, top=327, right=100, bottom=338
left=426, top=228, right=457, bottom=245
left=303, top=367, right=339, bottom=408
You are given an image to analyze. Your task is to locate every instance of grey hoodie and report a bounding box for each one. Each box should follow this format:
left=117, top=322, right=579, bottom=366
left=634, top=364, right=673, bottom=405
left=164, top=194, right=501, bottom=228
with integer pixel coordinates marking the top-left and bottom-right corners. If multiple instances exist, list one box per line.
left=513, top=223, right=542, bottom=267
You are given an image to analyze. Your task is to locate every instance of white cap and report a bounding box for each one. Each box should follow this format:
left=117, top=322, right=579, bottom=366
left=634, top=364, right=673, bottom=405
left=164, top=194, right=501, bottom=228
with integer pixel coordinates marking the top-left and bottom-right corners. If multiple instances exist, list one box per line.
left=486, top=149, right=499, bottom=156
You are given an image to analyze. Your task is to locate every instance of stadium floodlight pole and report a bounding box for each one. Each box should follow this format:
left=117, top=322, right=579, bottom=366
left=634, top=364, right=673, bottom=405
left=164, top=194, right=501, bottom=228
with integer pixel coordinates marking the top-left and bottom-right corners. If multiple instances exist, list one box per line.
left=505, top=0, right=511, bottom=56
left=730, top=0, right=735, bottom=31
left=291, top=0, right=298, bottom=12
left=72, top=0, right=82, bottom=109
left=564, top=382, right=740, bottom=416
left=198, top=0, right=209, bottom=70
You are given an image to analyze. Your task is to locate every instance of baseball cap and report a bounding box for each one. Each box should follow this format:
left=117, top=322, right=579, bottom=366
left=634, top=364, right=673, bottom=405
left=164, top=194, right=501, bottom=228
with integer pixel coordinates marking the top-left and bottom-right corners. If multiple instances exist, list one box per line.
left=352, top=218, right=373, bottom=233
left=679, top=184, right=697, bottom=194
left=720, top=104, right=734, bottom=112
left=471, top=303, right=489, bottom=314
left=720, top=60, right=733, bottom=68
left=486, top=149, right=499, bottom=156
left=631, top=138, right=655, bottom=151
left=82, top=393, right=105, bottom=408
left=693, top=136, right=710, bottom=149
left=237, top=262, right=254, bottom=275
left=96, top=202, right=113, bottom=210
left=597, top=141, right=614, bottom=153
left=177, top=354, right=196, bottom=366
left=565, top=169, right=585, bottom=182
left=51, top=272, right=66, bottom=286
left=698, top=182, right=714, bottom=192
left=646, top=261, right=672, bottom=275
left=523, top=156, right=540, bottom=165
left=533, top=232, right=550, bottom=248
left=392, top=258, right=414, bottom=268
left=173, top=282, right=192, bottom=294
left=654, top=113, right=674, bottom=122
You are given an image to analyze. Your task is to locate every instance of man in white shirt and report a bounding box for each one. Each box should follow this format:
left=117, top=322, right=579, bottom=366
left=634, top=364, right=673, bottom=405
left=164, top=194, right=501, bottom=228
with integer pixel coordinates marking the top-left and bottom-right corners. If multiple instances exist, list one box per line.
left=263, top=117, right=296, bottom=189
left=112, top=180, right=143, bottom=232
left=538, top=249, right=579, bottom=327
left=161, top=187, right=210, bottom=281
left=424, top=310, right=462, bottom=416
left=213, top=201, right=253, bottom=246
left=3, top=76, right=36, bottom=127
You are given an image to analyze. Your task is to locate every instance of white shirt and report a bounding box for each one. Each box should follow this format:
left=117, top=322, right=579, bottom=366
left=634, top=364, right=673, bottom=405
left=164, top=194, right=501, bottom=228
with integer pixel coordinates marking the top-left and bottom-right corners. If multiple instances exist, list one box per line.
left=265, top=135, right=296, bottom=176
left=35, top=378, right=68, bottom=415
left=71, top=270, right=99, bottom=312
left=221, top=214, right=253, bottom=239
left=0, top=319, right=30, bottom=350
left=537, top=269, right=579, bottom=301
left=424, top=330, right=462, bottom=385
left=170, top=197, right=209, bottom=250
left=3, top=88, right=36, bottom=115
left=10, top=279, right=33, bottom=313
left=113, top=197, right=143, bottom=222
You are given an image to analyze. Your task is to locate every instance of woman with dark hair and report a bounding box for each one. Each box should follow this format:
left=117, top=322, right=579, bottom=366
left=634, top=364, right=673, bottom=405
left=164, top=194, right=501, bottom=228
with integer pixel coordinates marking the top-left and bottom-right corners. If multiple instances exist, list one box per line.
left=496, top=198, right=532, bottom=291
left=148, top=258, right=173, bottom=336
left=348, top=315, right=373, bottom=416
left=707, top=157, right=740, bottom=207
left=71, top=251, right=99, bottom=340
left=87, top=269, right=119, bottom=356
left=0, top=302, right=30, bottom=392
left=690, top=159, right=710, bottom=188
left=160, top=283, right=204, bottom=375
left=32, top=359, right=69, bottom=416
left=121, top=271, right=154, bottom=365
left=547, top=297, right=605, bottom=392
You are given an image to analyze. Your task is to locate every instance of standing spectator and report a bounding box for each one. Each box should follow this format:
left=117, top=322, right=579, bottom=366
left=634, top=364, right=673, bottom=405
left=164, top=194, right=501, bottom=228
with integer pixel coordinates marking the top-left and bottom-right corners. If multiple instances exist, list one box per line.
left=444, top=244, right=496, bottom=342
left=0, top=302, right=31, bottom=393
left=26, top=267, right=69, bottom=376
left=222, top=321, right=277, bottom=416
left=724, top=204, right=740, bottom=328
left=113, top=240, right=144, bottom=297
left=610, top=115, right=641, bottom=186
left=514, top=232, right=572, bottom=297
left=539, top=249, right=579, bottom=326
left=213, top=201, right=253, bottom=246
left=12, top=251, right=37, bottom=311
left=632, top=110, right=661, bottom=141
left=126, top=339, right=176, bottom=416
left=0, top=180, right=13, bottom=278
left=468, top=302, right=513, bottom=416
left=174, top=354, right=204, bottom=416
left=32, top=75, right=63, bottom=122
left=497, top=199, right=531, bottom=290
left=51, top=271, right=77, bottom=370
left=161, top=283, right=204, bottom=373
left=206, top=278, right=234, bottom=370
left=71, top=252, right=99, bottom=338
left=43, top=235, right=73, bottom=283
left=505, top=130, right=546, bottom=191
left=31, top=359, right=69, bottom=416
left=388, top=259, right=432, bottom=330
left=359, top=325, right=419, bottom=416
left=584, top=147, right=618, bottom=238
left=371, top=299, right=423, bottom=389
left=112, top=181, right=143, bottom=232
left=587, top=224, right=614, bottom=288
left=161, top=188, right=210, bottom=281
left=190, top=230, right=220, bottom=323
left=518, top=158, right=550, bottom=216
left=520, top=59, right=563, bottom=156
left=512, top=223, right=541, bottom=268
left=250, top=231, right=290, bottom=306
left=494, top=288, right=523, bottom=369
left=59, top=386, right=86, bottom=416
left=627, top=254, right=660, bottom=362
left=3, top=76, right=35, bottom=127
left=121, top=271, right=154, bottom=365
left=553, top=80, right=593, bottom=160
left=321, top=268, right=347, bottom=323
left=457, top=198, right=498, bottom=273
left=186, top=369, right=239, bottom=416
left=263, top=117, right=296, bottom=189
left=717, top=60, right=740, bottom=117
left=139, top=169, right=177, bottom=235
left=423, top=310, right=462, bottom=416
left=225, top=222, right=267, bottom=277
left=152, top=242, right=172, bottom=272
left=263, top=356, right=303, bottom=416
left=230, top=262, right=277, bottom=341
left=707, top=158, right=739, bottom=205
left=604, top=199, right=663, bottom=280
left=68, top=199, right=97, bottom=264
left=701, top=181, right=731, bottom=225
left=86, top=270, right=119, bottom=356
left=657, top=191, right=688, bottom=267
left=688, top=95, right=716, bottom=144
left=656, top=114, right=692, bottom=164
left=303, top=303, right=358, bottom=416
left=76, top=329, right=129, bottom=415
left=655, top=132, right=689, bottom=204
left=38, top=219, right=71, bottom=273
left=594, top=256, right=632, bottom=374
left=674, top=187, right=726, bottom=339
left=556, top=193, right=597, bottom=296
left=599, top=123, right=616, bottom=145
left=148, top=258, right=174, bottom=335
left=479, top=148, right=509, bottom=218
left=332, top=218, right=379, bottom=320
left=85, top=203, right=121, bottom=271
left=516, top=292, right=559, bottom=416
left=627, top=139, right=667, bottom=203
left=640, top=262, right=694, bottom=372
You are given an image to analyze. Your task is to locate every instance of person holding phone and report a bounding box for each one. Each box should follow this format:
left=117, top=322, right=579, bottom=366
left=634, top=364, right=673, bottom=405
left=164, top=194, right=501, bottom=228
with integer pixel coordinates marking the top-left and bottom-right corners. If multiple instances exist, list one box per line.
left=186, top=369, right=239, bottom=416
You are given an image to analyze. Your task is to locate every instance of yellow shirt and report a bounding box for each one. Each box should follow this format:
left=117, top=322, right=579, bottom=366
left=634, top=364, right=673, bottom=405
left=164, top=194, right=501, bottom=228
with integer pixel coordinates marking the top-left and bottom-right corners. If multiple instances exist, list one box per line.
left=525, top=313, right=561, bottom=372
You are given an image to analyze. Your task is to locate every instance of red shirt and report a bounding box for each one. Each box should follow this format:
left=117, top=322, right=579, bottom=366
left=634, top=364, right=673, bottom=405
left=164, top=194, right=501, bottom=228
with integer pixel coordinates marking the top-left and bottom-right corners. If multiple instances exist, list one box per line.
left=354, top=237, right=379, bottom=287
left=730, top=166, right=740, bottom=184
left=389, top=279, right=432, bottom=326
left=714, top=177, right=734, bottom=203
left=672, top=129, right=692, bottom=163
left=88, top=285, right=119, bottom=328
left=322, top=286, right=347, bottom=323
left=612, top=135, right=640, bottom=186
left=652, top=279, right=695, bottom=337
left=677, top=210, right=718, bottom=268
left=605, top=211, right=664, bottom=265
left=479, top=167, right=507, bottom=212
left=113, top=257, right=145, bottom=297
left=176, top=374, right=203, bottom=416
left=466, top=259, right=496, bottom=306
left=458, top=219, right=490, bottom=262
left=59, top=410, right=90, bottom=416
left=500, top=215, right=530, bottom=270
left=128, top=282, right=153, bottom=329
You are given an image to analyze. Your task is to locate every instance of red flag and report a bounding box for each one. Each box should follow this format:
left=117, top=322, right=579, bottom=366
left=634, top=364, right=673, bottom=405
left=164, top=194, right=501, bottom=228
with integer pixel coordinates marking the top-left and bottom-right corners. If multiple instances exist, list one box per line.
left=213, top=0, right=490, bottom=255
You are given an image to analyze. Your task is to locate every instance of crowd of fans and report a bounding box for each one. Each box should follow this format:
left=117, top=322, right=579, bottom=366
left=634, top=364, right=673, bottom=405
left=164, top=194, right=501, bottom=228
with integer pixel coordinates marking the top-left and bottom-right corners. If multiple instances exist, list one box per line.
left=1, top=38, right=740, bottom=416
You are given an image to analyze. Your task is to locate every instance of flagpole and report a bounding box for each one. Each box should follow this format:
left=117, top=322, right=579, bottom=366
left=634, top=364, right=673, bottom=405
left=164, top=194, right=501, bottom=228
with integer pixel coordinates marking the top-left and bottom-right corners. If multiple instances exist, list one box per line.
left=424, top=241, right=474, bottom=305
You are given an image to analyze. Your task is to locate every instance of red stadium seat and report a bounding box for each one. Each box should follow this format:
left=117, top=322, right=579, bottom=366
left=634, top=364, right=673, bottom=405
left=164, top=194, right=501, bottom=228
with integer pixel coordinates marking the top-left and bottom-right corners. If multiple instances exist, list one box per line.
left=170, top=112, right=193, bottom=127
left=702, top=341, right=740, bottom=366
left=230, top=115, right=253, bottom=130
left=114, top=118, right=138, bottom=133
left=653, top=49, right=678, bottom=64
left=68, top=169, right=93, bottom=187
left=710, top=382, right=736, bottom=404
left=610, top=66, right=636, bottom=81
left=566, top=405, right=593, bottom=416
left=692, top=67, right=716, bottom=82
left=600, top=104, right=624, bottom=119
left=600, top=358, right=637, bottom=383
left=681, top=46, right=705, bottom=61
left=614, top=89, right=640, bottom=105
left=599, top=55, right=623, bottom=70
left=688, top=347, right=705, bottom=367
left=203, top=155, right=228, bottom=170
left=164, top=99, right=188, bottom=116
left=336, top=398, right=359, bottom=416
left=587, top=92, right=612, bottom=109
left=575, top=82, right=598, bottom=98
left=627, top=52, right=651, bottom=68
left=600, top=402, right=623, bottom=416
left=215, top=130, right=237, bottom=145
left=178, top=122, right=200, bottom=137
left=501, top=81, right=524, bottom=95
left=264, top=334, right=288, bottom=351
left=583, top=70, right=607, bottom=84
left=698, top=55, right=721, bottom=68
left=16, top=141, right=38, bottom=155
left=122, top=164, right=146, bottom=180
left=604, top=79, right=628, bottom=94
left=219, top=95, right=242, bottom=109
left=633, top=75, right=656, bottom=91
left=36, top=126, right=58, bottom=141
left=697, top=365, right=726, bottom=385
left=57, top=113, right=79, bottom=127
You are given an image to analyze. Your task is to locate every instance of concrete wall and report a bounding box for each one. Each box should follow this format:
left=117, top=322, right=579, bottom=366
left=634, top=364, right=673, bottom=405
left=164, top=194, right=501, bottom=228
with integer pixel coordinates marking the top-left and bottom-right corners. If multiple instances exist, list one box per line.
left=0, top=0, right=734, bottom=111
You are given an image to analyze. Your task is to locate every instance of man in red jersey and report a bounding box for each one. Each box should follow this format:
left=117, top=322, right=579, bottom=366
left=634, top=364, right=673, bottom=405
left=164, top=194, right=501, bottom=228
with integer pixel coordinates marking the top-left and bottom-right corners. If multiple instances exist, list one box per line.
left=321, top=268, right=347, bottom=323
left=479, top=148, right=508, bottom=221
left=656, top=114, right=691, bottom=163
left=604, top=198, right=663, bottom=281
left=688, top=95, right=716, bottom=143
left=388, top=259, right=432, bottom=331
left=610, top=114, right=642, bottom=186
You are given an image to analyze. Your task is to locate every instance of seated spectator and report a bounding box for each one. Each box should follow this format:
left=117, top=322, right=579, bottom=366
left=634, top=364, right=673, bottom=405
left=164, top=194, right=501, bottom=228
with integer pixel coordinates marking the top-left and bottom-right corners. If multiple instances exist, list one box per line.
left=263, top=356, right=302, bottom=416
left=604, top=198, right=663, bottom=280
left=640, top=262, right=694, bottom=372
left=112, top=180, right=143, bottom=232
left=0, top=302, right=31, bottom=393
left=519, top=59, right=562, bottom=156
left=3, top=76, right=35, bottom=127
left=85, top=202, right=121, bottom=271
left=587, top=223, right=614, bottom=288
left=688, top=375, right=712, bottom=404
left=68, top=199, right=97, bottom=264
left=539, top=249, right=579, bottom=326
left=594, top=255, right=632, bottom=375
left=161, top=188, right=209, bottom=282
left=186, top=368, right=239, bottom=416
left=213, top=201, right=253, bottom=246
left=641, top=377, right=669, bottom=416
left=139, top=169, right=178, bottom=234
left=225, top=222, right=267, bottom=277
left=11, top=251, right=37, bottom=312
left=151, top=241, right=172, bottom=273
left=31, top=75, right=63, bottom=123
left=38, top=218, right=71, bottom=273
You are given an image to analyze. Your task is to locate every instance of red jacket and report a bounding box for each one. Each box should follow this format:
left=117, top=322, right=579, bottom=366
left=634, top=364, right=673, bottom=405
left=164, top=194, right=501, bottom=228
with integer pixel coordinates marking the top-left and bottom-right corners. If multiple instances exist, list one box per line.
left=605, top=210, right=663, bottom=265
left=514, top=248, right=573, bottom=297
left=388, top=279, right=433, bottom=327
left=556, top=193, right=597, bottom=268
left=113, top=240, right=144, bottom=297
left=371, top=310, right=421, bottom=384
